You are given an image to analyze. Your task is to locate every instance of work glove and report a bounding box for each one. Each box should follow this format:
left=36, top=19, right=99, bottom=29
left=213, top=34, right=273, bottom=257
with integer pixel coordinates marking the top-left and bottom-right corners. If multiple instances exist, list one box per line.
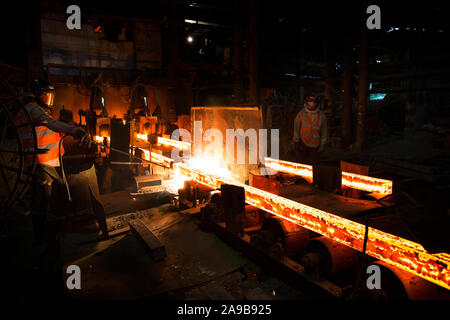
left=73, top=127, right=92, bottom=148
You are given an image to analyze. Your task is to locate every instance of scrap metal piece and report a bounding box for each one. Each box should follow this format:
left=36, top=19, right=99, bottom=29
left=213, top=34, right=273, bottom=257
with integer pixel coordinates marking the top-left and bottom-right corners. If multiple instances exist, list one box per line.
left=129, top=219, right=166, bottom=261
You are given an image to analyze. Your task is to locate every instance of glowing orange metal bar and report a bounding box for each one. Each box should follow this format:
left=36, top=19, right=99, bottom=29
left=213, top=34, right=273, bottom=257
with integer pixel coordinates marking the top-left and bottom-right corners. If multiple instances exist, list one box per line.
left=175, top=162, right=450, bottom=290
left=157, top=137, right=191, bottom=150
left=342, top=172, right=392, bottom=195
left=136, top=134, right=191, bottom=151
left=138, top=148, right=173, bottom=168
left=264, top=157, right=313, bottom=183
left=136, top=134, right=148, bottom=141
left=265, top=157, right=393, bottom=195
left=95, top=136, right=110, bottom=143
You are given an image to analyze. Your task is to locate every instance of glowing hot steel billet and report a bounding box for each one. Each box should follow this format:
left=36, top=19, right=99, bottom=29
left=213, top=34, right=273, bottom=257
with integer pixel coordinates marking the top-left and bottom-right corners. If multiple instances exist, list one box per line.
left=264, top=157, right=393, bottom=196
left=157, top=137, right=191, bottom=150
left=341, top=172, right=392, bottom=195
left=175, top=162, right=450, bottom=290
left=264, top=157, right=313, bottom=183
left=138, top=148, right=174, bottom=168
left=136, top=134, right=191, bottom=151
left=95, top=136, right=110, bottom=143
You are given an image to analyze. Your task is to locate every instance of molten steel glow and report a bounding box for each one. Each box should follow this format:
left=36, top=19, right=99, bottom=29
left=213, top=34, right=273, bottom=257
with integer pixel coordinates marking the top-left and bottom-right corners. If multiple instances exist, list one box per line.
left=188, top=156, right=233, bottom=180
left=169, top=157, right=232, bottom=195
left=171, top=166, right=190, bottom=191
left=158, top=137, right=191, bottom=150
left=175, top=161, right=450, bottom=290
left=264, top=157, right=313, bottom=183
left=136, top=134, right=148, bottom=141
left=342, top=172, right=392, bottom=195
left=136, top=134, right=191, bottom=151
left=264, top=157, right=393, bottom=195
left=138, top=148, right=174, bottom=168
left=95, top=136, right=110, bottom=143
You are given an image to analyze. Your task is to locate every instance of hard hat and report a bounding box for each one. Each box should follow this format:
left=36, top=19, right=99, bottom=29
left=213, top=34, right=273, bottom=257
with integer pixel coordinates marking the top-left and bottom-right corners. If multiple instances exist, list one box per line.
left=28, top=79, right=55, bottom=107
left=305, top=94, right=319, bottom=103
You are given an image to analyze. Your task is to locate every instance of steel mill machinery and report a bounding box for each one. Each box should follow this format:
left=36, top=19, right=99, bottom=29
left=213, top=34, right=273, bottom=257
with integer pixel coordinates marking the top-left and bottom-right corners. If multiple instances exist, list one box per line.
left=2, top=92, right=449, bottom=299
left=171, top=154, right=450, bottom=299
left=97, top=104, right=450, bottom=299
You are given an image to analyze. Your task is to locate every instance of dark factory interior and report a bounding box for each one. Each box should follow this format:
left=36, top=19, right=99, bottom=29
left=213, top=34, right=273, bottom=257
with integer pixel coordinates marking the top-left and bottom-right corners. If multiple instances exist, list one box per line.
left=1, top=0, right=450, bottom=304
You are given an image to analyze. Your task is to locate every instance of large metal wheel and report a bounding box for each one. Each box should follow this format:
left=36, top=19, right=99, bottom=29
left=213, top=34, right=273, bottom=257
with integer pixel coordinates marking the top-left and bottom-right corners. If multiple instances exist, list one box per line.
left=0, top=100, right=38, bottom=215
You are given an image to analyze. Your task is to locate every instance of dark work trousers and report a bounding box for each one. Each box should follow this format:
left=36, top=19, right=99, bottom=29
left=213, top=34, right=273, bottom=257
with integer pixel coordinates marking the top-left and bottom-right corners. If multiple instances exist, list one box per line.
left=29, top=164, right=65, bottom=298
left=30, top=164, right=62, bottom=242
left=295, top=139, right=319, bottom=165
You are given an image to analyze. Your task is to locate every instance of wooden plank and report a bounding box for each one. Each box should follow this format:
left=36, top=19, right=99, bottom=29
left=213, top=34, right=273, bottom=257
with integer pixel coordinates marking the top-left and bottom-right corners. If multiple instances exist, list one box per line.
left=129, top=219, right=166, bottom=261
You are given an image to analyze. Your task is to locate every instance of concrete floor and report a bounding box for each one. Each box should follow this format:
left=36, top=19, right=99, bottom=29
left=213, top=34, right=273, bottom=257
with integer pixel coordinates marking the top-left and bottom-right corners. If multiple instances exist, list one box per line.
left=1, top=192, right=309, bottom=300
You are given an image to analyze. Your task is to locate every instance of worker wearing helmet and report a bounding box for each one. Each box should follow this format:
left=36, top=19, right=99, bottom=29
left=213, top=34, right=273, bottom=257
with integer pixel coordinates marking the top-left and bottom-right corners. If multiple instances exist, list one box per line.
left=17, top=79, right=91, bottom=244
left=292, top=94, right=327, bottom=165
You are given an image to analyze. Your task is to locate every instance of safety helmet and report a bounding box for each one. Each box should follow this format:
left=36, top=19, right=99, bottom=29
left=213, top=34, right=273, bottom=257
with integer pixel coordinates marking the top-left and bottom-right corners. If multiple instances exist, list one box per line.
left=28, top=79, right=55, bottom=107
left=304, top=94, right=319, bottom=103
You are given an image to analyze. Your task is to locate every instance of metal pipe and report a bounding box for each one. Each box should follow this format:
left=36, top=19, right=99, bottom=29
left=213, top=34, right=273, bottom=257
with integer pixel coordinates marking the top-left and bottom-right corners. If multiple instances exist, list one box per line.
left=356, top=5, right=369, bottom=151
left=248, top=0, right=260, bottom=105
left=91, top=140, right=173, bottom=168
left=342, top=24, right=353, bottom=148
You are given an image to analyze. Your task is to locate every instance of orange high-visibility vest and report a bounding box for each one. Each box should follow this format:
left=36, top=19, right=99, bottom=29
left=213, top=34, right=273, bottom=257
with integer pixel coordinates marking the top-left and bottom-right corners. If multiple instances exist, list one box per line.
left=299, top=108, right=323, bottom=148
left=17, top=103, right=64, bottom=167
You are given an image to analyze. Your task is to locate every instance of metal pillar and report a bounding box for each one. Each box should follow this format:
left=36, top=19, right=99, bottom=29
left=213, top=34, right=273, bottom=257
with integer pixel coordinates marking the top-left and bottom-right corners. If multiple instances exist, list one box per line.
left=342, top=22, right=354, bottom=148
left=248, top=0, right=260, bottom=105
left=356, top=8, right=369, bottom=151
left=26, top=2, right=44, bottom=80
left=233, top=0, right=245, bottom=104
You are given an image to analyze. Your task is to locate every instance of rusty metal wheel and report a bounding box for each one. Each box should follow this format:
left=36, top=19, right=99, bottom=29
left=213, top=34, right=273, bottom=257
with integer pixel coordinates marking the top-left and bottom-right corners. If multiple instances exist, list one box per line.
left=0, top=100, right=38, bottom=216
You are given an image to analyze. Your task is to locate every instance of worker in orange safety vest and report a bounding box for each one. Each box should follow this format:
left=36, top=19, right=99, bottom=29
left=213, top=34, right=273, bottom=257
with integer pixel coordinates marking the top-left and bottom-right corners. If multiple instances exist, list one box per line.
left=292, top=94, right=327, bottom=165
left=16, top=79, right=91, bottom=244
